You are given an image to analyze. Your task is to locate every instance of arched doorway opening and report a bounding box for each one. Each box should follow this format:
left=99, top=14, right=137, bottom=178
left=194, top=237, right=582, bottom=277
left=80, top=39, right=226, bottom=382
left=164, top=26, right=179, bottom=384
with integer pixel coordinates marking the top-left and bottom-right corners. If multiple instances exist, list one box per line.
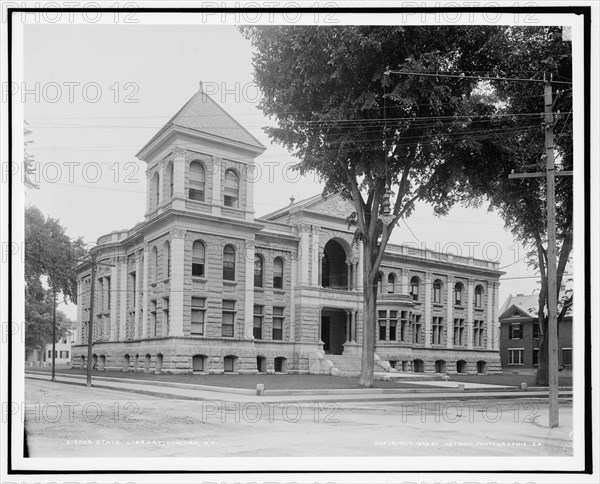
left=322, top=240, right=348, bottom=289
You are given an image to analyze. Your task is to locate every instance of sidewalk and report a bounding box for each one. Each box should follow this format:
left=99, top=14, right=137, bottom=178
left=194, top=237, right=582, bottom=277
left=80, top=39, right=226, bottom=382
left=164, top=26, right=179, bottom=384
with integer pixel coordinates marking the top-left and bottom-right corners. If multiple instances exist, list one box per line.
left=25, top=371, right=573, bottom=404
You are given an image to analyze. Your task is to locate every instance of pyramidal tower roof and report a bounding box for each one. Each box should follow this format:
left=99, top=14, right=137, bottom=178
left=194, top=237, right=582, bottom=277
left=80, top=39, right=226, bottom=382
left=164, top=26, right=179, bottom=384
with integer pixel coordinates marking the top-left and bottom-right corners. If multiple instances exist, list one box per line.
left=137, top=82, right=266, bottom=158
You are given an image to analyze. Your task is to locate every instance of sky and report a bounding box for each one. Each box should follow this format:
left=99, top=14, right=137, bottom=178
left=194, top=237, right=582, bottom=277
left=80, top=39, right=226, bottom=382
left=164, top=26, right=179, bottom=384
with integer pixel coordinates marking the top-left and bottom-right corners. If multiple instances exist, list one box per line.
left=20, top=23, right=544, bottom=319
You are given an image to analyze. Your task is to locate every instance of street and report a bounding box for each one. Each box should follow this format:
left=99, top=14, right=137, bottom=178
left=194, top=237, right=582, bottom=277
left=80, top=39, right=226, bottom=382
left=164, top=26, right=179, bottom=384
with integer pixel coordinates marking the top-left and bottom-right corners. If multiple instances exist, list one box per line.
left=22, top=378, right=573, bottom=458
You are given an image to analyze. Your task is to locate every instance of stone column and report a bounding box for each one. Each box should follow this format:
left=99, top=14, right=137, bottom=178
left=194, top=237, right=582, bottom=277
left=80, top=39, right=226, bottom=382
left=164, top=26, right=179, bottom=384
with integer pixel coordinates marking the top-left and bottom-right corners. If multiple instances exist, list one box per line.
left=486, top=281, right=494, bottom=350
left=110, top=265, right=118, bottom=342
left=145, top=169, right=151, bottom=217
left=353, top=259, right=359, bottom=291
left=318, top=307, right=323, bottom=344
left=158, top=161, right=165, bottom=209
left=467, top=279, right=474, bottom=350
left=311, top=225, right=320, bottom=287
left=134, top=253, right=142, bottom=339
left=351, top=310, right=357, bottom=342
left=211, top=156, right=222, bottom=216
left=244, top=241, right=255, bottom=339
left=299, top=224, right=309, bottom=286
left=318, top=254, right=323, bottom=286
left=119, top=260, right=128, bottom=341
left=345, top=309, right=351, bottom=343
left=169, top=228, right=185, bottom=337
left=245, top=163, right=255, bottom=222
left=400, top=269, right=408, bottom=295
left=172, top=147, right=186, bottom=210
left=346, top=260, right=352, bottom=290
left=446, top=276, right=454, bottom=348
left=141, top=246, right=149, bottom=340
left=493, top=282, right=500, bottom=350
left=357, top=243, right=364, bottom=290
left=289, top=255, right=297, bottom=342
left=424, top=272, right=432, bottom=348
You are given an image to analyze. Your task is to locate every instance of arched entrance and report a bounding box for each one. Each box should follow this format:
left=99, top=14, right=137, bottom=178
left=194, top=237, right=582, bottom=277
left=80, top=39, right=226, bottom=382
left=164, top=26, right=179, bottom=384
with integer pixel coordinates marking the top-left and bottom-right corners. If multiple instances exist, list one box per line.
left=321, top=308, right=347, bottom=355
left=322, top=239, right=348, bottom=289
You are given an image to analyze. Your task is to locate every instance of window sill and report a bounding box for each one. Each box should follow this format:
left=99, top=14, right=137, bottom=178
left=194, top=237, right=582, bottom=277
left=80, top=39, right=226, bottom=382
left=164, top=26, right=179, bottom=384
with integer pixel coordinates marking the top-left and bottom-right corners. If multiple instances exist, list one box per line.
left=254, top=287, right=265, bottom=292
left=273, top=289, right=287, bottom=295
left=192, top=276, right=207, bottom=282
left=454, top=305, right=464, bottom=310
left=223, top=280, right=238, bottom=286
left=432, top=303, right=444, bottom=308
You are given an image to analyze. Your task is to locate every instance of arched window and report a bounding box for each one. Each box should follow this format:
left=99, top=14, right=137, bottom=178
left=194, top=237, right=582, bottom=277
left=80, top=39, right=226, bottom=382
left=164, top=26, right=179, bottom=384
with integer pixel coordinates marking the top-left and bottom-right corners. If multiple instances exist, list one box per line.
left=454, top=282, right=464, bottom=306
left=433, top=279, right=442, bottom=303
left=224, top=169, right=239, bottom=208
left=273, top=257, right=284, bottom=289
left=151, top=246, right=158, bottom=283
left=387, top=273, right=396, bottom=293
left=163, top=241, right=170, bottom=280
left=151, top=172, right=160, bottom=210
left=410, top=276, right=420, bottom=301
left=223, top=245, right=235, bottom=280
left=167, top=162, right=174, bottom=198
left=189, top=161, right=205, bottom=201
left=192, top=241, right=205, bottom=277
left=475, top=285, right=484, bottom=307
left=254, top=254, right=263, bottom=287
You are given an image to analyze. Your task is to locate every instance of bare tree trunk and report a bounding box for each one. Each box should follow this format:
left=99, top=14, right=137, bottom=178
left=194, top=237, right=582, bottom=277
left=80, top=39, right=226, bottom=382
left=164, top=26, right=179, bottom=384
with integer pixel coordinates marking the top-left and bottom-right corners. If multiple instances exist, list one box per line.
left=535, top=241, right=549, bottom=386
left=360, top=243, right=377, bottom=387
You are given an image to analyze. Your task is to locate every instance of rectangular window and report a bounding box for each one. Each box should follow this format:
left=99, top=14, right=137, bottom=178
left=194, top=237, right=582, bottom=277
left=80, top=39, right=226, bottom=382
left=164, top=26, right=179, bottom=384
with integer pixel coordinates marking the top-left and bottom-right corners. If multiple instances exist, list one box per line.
left=163, top=298, right=169, bottom=334
left=412, top=314, right=422, bottom=344
left=453, top=318, right=465, bottom=346
left=151, top=300, right=158, bottom=337
left=191, top=297, right=205, bottom=335
left=533, top=348, right=539, bottom=366
left=222, top=300, right=235, bottom=337
left=389, top=311, right=397, bottom=341
left=509, top=323, right=523, bottom=340
left=192, top=261, right=205, bottom=277
left=272, top=307, right=284, bottom=340
left=253, top=305, right=263, bottom=340
left=433, top=285, right=441, bottom=304
left=378, top=310, right=387, bottom=341
left=454, top=288, right=462, bottom=306
left=475, top=291, right=482, bottom=308
left=432, top=316, right=444, bottom=345
left=562, top=348, right=572, bottom=366
left=533, top=323, right=540, bottom=340
left=189, top=187, right=205, bottom=202
left=508, top=349, right=524, bottom=365
left=473, top=320, right=485, bottom=347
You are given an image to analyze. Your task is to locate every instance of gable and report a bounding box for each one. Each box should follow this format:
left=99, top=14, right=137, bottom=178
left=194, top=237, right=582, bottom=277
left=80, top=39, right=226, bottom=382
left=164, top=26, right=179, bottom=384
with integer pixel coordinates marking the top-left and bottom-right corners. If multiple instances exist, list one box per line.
left=303, top=193, right=355, bottom=218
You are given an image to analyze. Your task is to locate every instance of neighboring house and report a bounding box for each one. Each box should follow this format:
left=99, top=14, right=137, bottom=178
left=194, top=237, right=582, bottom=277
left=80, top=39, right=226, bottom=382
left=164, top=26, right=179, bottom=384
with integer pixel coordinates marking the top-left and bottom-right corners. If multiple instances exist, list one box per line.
left=26, top=325, right=76, bottom=366
left=499, top=293, right=573, bottom=370
left=71, top=86, right=504, bottom=376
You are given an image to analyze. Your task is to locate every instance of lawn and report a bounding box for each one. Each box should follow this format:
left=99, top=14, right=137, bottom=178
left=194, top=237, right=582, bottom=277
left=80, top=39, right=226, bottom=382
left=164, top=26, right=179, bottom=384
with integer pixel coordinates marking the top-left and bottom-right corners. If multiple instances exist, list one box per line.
left=26, top=366, right=435, bottom=390
left=448, top=372, right=572, bottom=387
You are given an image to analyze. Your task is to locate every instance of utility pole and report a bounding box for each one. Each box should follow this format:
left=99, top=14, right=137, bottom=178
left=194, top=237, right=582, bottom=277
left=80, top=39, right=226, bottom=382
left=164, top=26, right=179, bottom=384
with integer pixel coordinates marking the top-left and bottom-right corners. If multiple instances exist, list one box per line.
left=508, top=76, right=567, bottom=428
left=86, top=254, right=96, bottom=387
left=51, top=287, right=56, bottom=382
left=544, top=78, right=559, bottom=429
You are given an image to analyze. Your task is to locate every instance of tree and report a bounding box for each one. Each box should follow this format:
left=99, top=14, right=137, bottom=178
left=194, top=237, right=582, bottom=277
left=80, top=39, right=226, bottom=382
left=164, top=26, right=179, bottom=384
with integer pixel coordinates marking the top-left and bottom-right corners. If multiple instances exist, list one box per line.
left=25, top=206, right=84, bottom=351
left=458, top=27, right=573, bottom=385
left=25, top=286, right=72, bottom=353
left=241, top=25, right=518, bottom=386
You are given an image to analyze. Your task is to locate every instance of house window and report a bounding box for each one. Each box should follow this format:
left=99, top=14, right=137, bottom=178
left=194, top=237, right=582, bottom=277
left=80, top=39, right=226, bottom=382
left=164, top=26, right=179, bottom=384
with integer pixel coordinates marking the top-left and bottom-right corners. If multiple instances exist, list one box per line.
left=533, top=348, right=539, bottom=366
left=475, top=285, right=483, bottom=307
left=533, top=323, right=540, bottom=339
left=412, top=314, right=422, bottom=344
left=508, top=349, right=524, bottom=365
left=163, top=241, right=170, bottom=280
left=191, top=297, right=205, bottom=335
left=432, top=316, right=444, bottom=345
left=151, top=171, right=160, bottom=210
left=473, top=320, right=485, bottom=347
left=376, top=273, right=383, bottom=294
left=453, top=318, right=465, bottom=346
left=222, top=300, right=236, bottom=337
left=167, top=162, right=174, bottom=198
left=189, top=161, right=205, bottom=201
left=562, top=348, right=572, bottom=366
left=224, top=169, right=239, bottom=208
left=389, top=311, right=397, bottom=340
left=254, top=254, right=263, bottom=287
left=509, top=323, right=523, bottom=340
left=223, top=245, right=235, bottom=281
left=273, top=257, right=284, bottom=289
left=387, top=273, right=395, bottom=293
left=272, top=307, right=284, bottom=340
left=410, top=276, right=419, bottom=301
left=253, top=305, right=263, bottom=339
left=378, top=310, right=387, bottom=341
left=433, top=280, right=442, bottom=304
left=151, top=246, right=158, bottom=283
left=454, top=282, right=463, bottom=306
left=400, top=311, right=409, bottom=341
left=128, top=272, right=136, bottom=310
left=192, top=241, right=206, bottom=277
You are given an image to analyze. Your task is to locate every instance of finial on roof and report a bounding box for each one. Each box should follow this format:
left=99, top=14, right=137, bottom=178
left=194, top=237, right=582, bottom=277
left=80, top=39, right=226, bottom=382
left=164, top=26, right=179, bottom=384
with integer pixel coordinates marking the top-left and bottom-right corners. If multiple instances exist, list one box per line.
left=289, top=195, right=295, bottom=206
left=198, top=81, right=203, bottom=91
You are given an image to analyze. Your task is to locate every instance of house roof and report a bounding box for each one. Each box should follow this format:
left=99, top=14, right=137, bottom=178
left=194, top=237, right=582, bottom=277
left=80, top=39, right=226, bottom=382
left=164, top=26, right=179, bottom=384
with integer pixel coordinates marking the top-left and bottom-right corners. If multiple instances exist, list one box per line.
left=137, top=84, right=266, bottom=157
left=498, top=293, right=539, bottom=320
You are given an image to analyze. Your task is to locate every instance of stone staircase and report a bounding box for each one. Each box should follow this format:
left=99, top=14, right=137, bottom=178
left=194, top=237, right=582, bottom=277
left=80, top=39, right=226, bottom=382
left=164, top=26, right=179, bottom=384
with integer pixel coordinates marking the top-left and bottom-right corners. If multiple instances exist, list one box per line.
left=324, top=354, right=443, bottom=381
left=325, top=354, right=363, bottom=376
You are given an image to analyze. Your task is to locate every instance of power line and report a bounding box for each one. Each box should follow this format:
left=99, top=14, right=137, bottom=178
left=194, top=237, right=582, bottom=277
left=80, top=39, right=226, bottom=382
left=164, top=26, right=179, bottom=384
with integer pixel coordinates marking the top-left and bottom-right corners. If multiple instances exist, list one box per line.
left=384, top=70, right=573, bottom=85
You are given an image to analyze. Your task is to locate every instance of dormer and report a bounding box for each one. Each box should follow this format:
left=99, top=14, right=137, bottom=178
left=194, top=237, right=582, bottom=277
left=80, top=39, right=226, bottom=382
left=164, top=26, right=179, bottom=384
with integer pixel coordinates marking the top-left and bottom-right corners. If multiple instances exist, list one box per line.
left=136, top=83, right=266, bottom=222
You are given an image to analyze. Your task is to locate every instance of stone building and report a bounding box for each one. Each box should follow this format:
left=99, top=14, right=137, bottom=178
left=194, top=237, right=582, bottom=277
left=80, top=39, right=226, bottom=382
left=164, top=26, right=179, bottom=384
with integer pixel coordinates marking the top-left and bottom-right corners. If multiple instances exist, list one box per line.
left=72, top=87, right=504, bottom=376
